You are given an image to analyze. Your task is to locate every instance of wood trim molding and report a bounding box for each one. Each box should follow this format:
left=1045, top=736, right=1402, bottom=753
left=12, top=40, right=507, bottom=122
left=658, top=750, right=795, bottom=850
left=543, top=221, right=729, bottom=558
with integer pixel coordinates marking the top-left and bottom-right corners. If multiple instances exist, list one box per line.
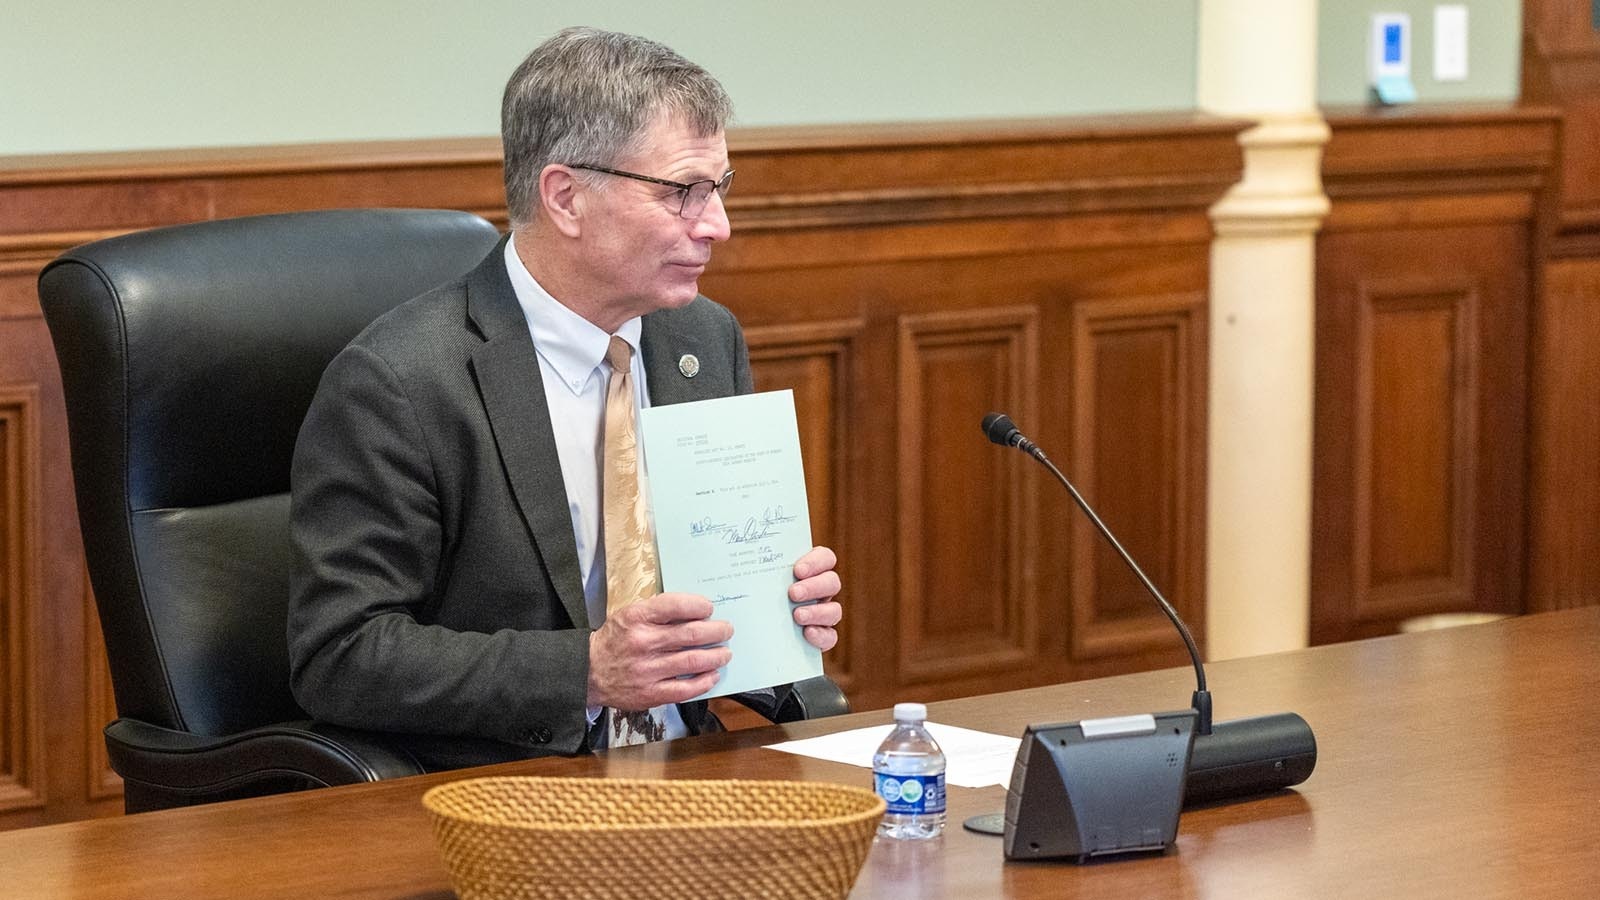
left=732, top=116, right=1244, bottom=232
left=1321, top=106, right=1561, bottom=191
left=1321, top=105, right=1562, bottom=232
left=895, top=307, right=1039, bottom=684
left=0, top=384, right=44, bottom=812
left=0, top=115, right=1246, bottom=269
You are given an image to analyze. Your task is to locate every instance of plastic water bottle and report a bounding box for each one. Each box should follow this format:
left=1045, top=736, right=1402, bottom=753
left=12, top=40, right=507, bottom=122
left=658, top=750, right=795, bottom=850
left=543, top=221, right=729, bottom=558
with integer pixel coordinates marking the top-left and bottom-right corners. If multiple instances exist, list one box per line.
left=872, top=702, right=947, bottom=840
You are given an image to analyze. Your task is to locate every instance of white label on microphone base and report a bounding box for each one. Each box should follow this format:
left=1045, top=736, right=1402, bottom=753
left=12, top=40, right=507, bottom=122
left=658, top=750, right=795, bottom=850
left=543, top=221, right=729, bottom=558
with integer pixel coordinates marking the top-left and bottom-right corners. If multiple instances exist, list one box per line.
left=1079, top=713, right=1157, bottom=739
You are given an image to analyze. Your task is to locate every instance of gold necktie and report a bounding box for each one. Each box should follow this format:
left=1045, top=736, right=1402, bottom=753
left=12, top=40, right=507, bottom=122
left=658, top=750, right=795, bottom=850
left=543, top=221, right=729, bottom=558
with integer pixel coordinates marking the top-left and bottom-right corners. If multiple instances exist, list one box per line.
left=602, top=336, right=665, bottom=746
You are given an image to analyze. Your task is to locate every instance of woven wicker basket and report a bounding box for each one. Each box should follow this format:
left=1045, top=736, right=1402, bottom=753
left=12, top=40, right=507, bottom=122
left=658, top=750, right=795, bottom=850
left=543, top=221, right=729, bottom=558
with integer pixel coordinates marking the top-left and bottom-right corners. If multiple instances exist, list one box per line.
left=422, top=776, right=886, bottom=900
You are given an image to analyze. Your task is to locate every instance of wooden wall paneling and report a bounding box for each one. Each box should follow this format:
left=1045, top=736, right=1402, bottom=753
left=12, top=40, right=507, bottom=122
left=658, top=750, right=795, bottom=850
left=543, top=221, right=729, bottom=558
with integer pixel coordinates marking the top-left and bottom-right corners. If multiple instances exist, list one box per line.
left=1315, top=107, right=1551, bottom=642
left=1544, top=59, right=1600, bottom=234
left=0, top=383, right=44, bottom=813
left=1068, top=293, right=1206, bottom=660
left=706, top=114, right=1239, bottom=707
left=0, top=114, right=1245, bottom=825
left=725, top=116, right=1246, bottom=231
left=0, top=140, right=509, bottom=321
left=744, top=319, right=866, bottom=690
left=1, top=254, right=60, bottom=322
left=1528, top=256, right=1600, bottom=608
left=1315, top=222, right=1533, bottom=643
left=1352, top=280, right=1479, bottom=621
left=1527, top=0, right=1600, bottom=47
left=707, top=245, right=1218, bottom=703
left=1523, top=0, right=1600, bottom=611
left=895, top=308, right=1040, bottom=685
left=0, top=317, right=121, bottom=832
left=1526, top=0, right=1600, bottom=237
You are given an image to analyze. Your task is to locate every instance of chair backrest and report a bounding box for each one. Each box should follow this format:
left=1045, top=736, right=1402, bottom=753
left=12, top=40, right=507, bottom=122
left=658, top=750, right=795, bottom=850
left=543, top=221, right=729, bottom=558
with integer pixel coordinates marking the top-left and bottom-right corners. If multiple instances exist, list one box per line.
left=40, top=209, right=502, bottom=737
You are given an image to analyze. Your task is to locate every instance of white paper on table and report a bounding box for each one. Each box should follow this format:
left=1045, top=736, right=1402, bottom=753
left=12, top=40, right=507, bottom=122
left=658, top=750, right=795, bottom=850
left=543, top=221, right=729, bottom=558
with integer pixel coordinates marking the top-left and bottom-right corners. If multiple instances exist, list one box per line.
left=764, top=722, right=1022, bottom=788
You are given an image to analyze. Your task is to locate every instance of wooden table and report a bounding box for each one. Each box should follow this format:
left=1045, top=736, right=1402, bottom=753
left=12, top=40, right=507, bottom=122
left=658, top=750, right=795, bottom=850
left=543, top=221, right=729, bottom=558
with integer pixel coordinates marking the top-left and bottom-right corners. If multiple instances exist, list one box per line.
left=7, top=607, right=1598, bottom=898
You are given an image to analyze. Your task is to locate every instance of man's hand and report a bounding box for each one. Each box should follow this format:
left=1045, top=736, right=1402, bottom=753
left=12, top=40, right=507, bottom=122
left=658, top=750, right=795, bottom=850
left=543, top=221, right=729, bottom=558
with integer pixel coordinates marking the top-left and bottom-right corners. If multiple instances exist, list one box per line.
left=790, top=545, right=843, bottom=652
left=587, top=593, right=732, bottom=711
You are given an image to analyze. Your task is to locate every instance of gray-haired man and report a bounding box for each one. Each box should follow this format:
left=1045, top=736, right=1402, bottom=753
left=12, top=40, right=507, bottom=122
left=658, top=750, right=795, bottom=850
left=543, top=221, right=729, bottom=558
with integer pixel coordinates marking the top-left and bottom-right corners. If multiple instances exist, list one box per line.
left=287, top=27, right=842, bottom=770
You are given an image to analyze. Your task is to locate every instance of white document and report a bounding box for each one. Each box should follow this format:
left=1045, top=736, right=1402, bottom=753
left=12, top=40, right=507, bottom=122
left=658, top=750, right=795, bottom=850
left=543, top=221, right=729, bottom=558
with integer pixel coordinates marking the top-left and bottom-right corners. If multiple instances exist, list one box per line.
left=640, top=390, right=823, bottom=700
left=765, top=722, right=1023, bottom=788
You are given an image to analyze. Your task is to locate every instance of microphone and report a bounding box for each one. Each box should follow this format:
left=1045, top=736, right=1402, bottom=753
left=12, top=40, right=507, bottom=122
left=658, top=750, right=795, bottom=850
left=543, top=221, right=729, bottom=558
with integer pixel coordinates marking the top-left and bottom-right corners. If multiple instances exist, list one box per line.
left=981, top=412, right=1316, bottom=805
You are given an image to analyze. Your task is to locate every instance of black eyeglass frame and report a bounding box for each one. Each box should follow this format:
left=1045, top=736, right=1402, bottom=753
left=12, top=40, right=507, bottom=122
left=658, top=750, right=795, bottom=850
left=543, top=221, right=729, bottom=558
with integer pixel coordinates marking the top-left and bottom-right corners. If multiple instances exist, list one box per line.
left=568, top=164, right=734, bottom=219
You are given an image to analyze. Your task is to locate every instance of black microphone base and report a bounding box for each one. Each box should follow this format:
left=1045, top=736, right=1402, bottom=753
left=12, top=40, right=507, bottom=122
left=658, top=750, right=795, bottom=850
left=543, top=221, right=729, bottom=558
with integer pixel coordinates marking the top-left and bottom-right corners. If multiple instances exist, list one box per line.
left=1184, top=712, right=1316, bottom=806
left=965, top=711, right=1317, bottom=848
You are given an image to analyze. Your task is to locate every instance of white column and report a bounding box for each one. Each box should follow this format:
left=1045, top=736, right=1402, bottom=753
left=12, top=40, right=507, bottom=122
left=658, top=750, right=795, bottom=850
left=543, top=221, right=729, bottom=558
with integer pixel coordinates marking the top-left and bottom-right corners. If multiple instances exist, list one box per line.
left=1198, top=0, right=1329, bottom=659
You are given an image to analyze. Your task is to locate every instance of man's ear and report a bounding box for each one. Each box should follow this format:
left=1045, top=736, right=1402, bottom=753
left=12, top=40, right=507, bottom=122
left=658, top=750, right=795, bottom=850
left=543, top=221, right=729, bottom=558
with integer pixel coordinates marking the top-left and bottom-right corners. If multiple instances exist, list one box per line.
left=539, top=164, right=584, bottom=238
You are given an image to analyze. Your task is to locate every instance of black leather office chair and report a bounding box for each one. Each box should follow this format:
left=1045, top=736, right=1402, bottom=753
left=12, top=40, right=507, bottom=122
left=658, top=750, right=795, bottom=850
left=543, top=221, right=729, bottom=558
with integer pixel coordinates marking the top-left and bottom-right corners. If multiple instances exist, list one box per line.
left=40, top=209, right=501, bottom=812
left=40, top=208, right=849, bottom=814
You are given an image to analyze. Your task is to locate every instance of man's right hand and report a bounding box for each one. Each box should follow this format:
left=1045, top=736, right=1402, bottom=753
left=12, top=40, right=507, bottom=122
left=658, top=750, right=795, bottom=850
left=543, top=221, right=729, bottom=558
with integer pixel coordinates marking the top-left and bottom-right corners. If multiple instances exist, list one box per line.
left=587, top=592, right=732, bottom=711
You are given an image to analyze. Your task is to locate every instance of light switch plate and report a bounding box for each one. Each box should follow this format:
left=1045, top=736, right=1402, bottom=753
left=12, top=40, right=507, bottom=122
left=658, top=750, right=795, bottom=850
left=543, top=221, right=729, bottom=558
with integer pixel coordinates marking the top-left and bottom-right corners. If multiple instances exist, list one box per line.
left=1434, top=5, right=1468, bottom=82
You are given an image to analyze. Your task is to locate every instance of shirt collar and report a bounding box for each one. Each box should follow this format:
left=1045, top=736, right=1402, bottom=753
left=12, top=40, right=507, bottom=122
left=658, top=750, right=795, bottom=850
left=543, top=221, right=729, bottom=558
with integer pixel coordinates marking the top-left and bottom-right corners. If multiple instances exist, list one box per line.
left=504, top=234, right=643, bottom=396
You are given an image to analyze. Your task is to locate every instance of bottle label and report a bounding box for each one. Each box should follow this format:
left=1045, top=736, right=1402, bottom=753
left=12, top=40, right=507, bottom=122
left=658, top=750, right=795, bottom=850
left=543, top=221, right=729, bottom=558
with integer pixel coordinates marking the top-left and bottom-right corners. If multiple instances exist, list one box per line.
left=874, top=771, right=946, bottom=816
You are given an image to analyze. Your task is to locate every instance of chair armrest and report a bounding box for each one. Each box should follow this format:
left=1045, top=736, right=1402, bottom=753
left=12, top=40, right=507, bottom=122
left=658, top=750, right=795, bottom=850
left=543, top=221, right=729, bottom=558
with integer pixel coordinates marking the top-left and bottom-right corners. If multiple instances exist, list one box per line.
left=105, top=718, right=424, bottom=812
left=771, top=675, right=852, bottom=723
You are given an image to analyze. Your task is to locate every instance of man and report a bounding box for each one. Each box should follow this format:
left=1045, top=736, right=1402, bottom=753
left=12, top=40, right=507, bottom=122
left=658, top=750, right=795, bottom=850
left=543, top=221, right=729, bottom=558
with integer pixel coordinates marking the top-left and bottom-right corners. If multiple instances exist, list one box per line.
left=287, top=27, right=842, bottom=770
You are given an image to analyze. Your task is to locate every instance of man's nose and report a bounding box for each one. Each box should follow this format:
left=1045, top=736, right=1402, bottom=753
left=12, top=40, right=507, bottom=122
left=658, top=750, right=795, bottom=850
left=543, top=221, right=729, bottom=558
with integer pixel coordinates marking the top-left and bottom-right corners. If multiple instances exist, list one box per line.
left=692, top=190, right=732, bottom=242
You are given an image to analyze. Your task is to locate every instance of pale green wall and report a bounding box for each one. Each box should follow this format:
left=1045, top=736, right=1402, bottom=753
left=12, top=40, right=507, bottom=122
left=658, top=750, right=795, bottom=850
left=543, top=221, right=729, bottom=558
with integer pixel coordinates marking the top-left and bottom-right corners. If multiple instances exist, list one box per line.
left=2, top=1, right=1198, bottom=155
left=1317, top=1, right=1521, bottom=106
left=2, top=1, right=1528, bottom=157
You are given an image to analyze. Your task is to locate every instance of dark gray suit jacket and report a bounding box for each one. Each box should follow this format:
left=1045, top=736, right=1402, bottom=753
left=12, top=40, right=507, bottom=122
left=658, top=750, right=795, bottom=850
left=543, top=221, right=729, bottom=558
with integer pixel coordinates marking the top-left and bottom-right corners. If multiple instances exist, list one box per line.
left=287, top=237, right=778, bottom=770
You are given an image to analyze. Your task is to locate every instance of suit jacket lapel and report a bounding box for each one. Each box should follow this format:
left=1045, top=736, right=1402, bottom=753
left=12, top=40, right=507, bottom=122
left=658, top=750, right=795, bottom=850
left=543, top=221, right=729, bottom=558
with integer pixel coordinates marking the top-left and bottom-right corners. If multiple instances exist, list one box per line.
left=643, top=306, right=742, bottom=728
left=464, top=238, right=588, bottom=629
left=642, top=311, right=725, bottom=407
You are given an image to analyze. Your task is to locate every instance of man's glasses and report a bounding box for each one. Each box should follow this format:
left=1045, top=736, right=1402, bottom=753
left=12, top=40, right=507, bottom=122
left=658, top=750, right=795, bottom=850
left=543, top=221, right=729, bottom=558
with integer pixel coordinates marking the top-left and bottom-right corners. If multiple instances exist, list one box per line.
left=569, top=164, right=734, bottom=219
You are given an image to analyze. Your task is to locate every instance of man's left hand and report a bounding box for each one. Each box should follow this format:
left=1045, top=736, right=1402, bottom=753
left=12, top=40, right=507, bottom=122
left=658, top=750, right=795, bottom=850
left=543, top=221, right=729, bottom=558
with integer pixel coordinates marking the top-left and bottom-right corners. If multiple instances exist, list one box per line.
left=789, top=545, right=842, bottom=652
